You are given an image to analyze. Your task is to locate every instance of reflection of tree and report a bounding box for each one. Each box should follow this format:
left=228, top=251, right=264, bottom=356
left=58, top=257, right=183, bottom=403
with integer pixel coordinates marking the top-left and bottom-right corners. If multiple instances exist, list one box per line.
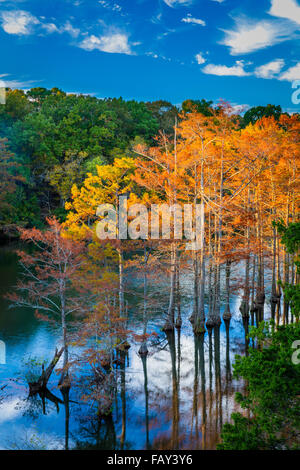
left=224, top=318, right=232, bottom=423
left=224, top=319, right=232, bottom=387
left=137, top=246, right=151, bottom=449
left=198, top=332, right=207, bottom=450
left=14, top=383, right=71, bottom=449
left=166, top=330, right=179, bottom=449
left=175, top=263, right=182, bottom=329
left=74, top=412, right=117, bottom=450
left=141, top=354, right=150, bottom=449
left=208, top=326, right=213, bottom=430
left=139, top=244, right=149, bottom=356
left=191, top=335, right=199, bottom=444
left=119, top=351, right=126, bottom=450
left=61, top=388, right=70, bottom=450
left=214, top=325, right=222, bottom=435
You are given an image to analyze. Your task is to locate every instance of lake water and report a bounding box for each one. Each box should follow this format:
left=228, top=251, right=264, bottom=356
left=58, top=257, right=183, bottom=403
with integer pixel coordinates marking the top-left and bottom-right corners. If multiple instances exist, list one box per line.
left=0, top=244, right=255, bottom=450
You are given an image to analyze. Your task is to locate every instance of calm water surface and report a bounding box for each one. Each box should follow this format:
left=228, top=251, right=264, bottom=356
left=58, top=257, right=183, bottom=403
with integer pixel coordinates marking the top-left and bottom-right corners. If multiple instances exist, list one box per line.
left=0, top=244, right=256, bottom=450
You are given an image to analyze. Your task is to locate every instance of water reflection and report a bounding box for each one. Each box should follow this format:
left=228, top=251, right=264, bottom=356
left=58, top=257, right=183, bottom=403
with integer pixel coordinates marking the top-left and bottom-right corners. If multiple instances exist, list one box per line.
left=0, top=248, right=253, bottom=450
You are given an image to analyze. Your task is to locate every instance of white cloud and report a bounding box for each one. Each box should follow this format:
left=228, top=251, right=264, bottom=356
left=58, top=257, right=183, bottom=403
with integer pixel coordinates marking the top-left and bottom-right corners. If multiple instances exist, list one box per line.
left=41, top=20, right=80, bottom=37
left=147, top=52, right=159, bottom=59
left=0, top=74, right=37, bottom=89
left=230, top=103, right=250, bottom=115
left=1, top=10, right=39, bottom=35
left=255, top=59, right=285, bottom=79
left=60, top=21, right=80, bottom=38
left=98, top=1, right=123, bottom=13
left=79, top=33, right=132, bottom=54
left=279, top=62, right=300, bottom=81
left=41, top=22, right=59, bottom=34
left=182, top=16, right=206, bottom=26
left=202, top=60, right=250, bottom=77
left=163, top=0, right=193, bottom=7
left=1, top=10, right=81, bottom=38
left=269, top=0, right=300, bottom=26
left=195, top=52, right=206, bottom=64
left=221, top=18, right=293, bottom=55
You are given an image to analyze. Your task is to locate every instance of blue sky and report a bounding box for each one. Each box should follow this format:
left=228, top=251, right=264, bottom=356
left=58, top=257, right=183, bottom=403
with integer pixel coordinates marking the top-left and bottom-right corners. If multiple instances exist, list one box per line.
left=0, top=0, right=299, bottom=112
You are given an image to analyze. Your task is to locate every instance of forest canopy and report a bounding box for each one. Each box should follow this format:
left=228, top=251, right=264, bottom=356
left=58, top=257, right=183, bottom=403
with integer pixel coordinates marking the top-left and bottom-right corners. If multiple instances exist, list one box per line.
left=0, top=87, right=297, bottom=235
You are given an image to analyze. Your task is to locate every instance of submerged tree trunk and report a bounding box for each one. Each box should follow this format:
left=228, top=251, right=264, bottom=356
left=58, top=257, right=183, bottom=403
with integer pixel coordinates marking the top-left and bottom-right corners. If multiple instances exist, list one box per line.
left=175, top=260, right=182, bottom=329
left=191, top=335, right=199, bottom=442
left=29, top=347, right=64, bottom=395
left=118, top=245, right=125, bottom=319
left=254, top=196, right=265, bottom=324
left=139, top=246, right=149, bottom=356
left=214, top=324, right=222, bottom=434
left=141, top=354, right=150, bottom=449
left=194, top=201, right=206, bottom=334
left=270, top=223, right=278, bottom=321
left=198, top=332, right=207, bottom=450
left=58, top=276, right=70, bottom=389
left=166, top=330, right=179, bottom=449
left=250, top=254, right=256, bottom=325
left=163, top=241, right=176, bottom=332
left=190, top=249, right=199, bottom=325
left=223, top=260, right=232, bottom=321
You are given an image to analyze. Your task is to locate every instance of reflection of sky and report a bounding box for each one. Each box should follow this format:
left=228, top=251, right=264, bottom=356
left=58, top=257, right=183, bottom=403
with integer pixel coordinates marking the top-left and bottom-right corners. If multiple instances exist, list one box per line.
left=0, top=256, right=271, bottom=450
left=113, top=299, right=246, bottom=450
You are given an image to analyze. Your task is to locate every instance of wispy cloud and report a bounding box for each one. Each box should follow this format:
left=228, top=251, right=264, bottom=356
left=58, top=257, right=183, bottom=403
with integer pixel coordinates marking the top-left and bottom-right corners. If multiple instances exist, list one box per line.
left=230, top=103, right=250, bottom=115
left=78, top=32, right=133, bottom=55
left=279, top=62, right=300, bottom=81
left=1, top=10, right=39, bottom=35
left=98, top=1, right=123, bottom=13
left=0, top=73, right=37, bottom=89
left=269, top=0, right=300, bottom=26
left=202, top=60, right=250, bottom=77
left=59, top=21, right=80, bottom=38
left=182, top=15, right=206, bottom=26
left=195, top=52, right=206, bottom=64
left=163, top=0, right=193, bottom=7
left=255, top=59, right=285, bottom=79
left=0, top=9, right=80, bottom=38
left=146, top=51, right=171, bottom=61
left=221, top=17, right=294, bottom=55
left=41, top=20, right=80, bottom=37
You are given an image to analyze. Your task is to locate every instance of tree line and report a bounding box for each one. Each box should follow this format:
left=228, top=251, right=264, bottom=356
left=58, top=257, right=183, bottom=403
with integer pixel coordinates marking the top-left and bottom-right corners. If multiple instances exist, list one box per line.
left=0, top=86, right=292, bottom=235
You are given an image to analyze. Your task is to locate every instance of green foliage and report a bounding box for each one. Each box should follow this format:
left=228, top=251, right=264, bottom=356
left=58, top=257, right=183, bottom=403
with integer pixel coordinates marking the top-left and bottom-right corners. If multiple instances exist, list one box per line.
left=218, top=322, right=300, bottom=450
left=283, top=283, right=300, bottom=319
left=0, top=89, right=166, bottom=228
left=243, top=104, right=282, bottom=127
left=146, top=100, right=179, bottom=135
left=274, top=220, right=300, bottom=255
left=182, top=98, right=214, bottom=116
left=217, top=413, right=267, bottom=450
left=0, top=138, right=33, bottom=232
left=273, top=221, right=300, bottom=318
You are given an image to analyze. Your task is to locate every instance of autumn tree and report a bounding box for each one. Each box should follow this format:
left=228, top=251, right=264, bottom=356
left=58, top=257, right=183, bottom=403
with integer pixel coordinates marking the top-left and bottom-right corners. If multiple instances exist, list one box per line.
left=8, top=218, right=88, bottom=387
